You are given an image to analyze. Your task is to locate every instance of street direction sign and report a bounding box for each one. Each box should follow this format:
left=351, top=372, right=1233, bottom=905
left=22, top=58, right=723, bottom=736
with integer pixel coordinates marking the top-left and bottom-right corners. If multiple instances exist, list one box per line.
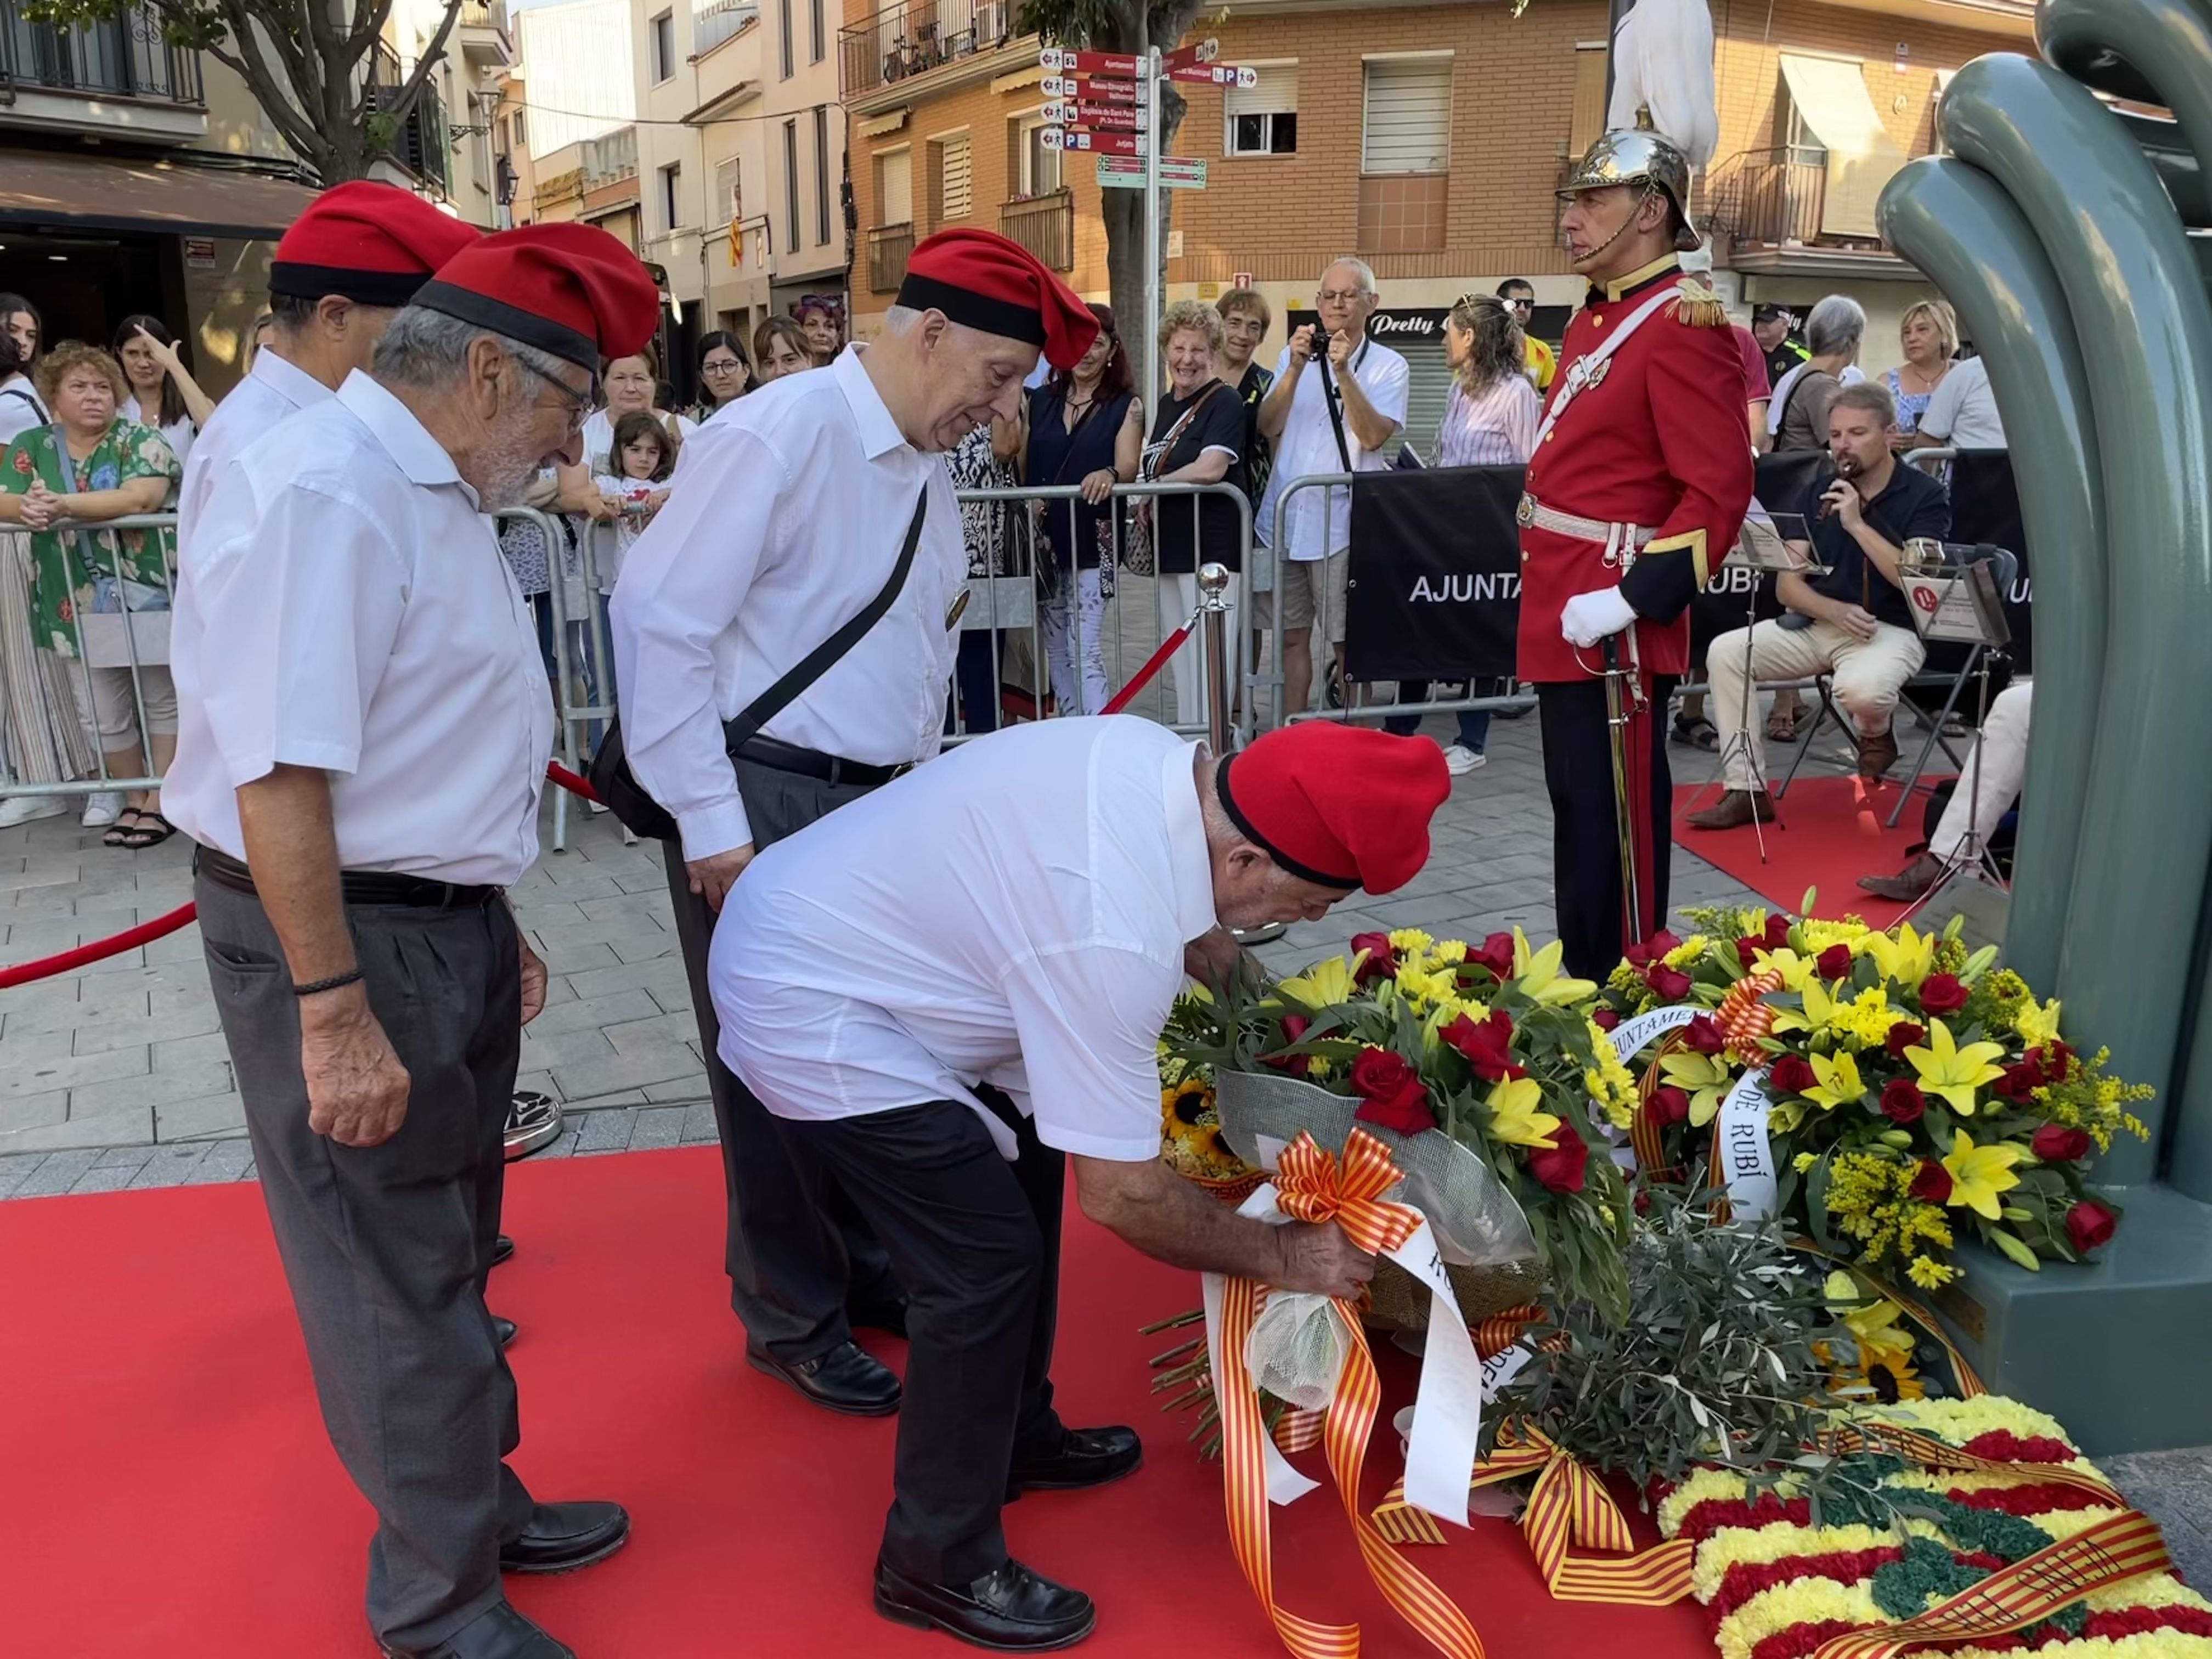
left=1167, top=61, right=1259, bottom=87
left=1039, top=46, right=1141, bottom=76
left=1042, top=127, right=1145, bottom=156
left=1040, top=74, right=1146, bottom=103
left=1160, top=37, right=1218, bottom=71
left=1042, top=99, right=1142, bottom=130
left=1096, top=154, right=1206, bottom=190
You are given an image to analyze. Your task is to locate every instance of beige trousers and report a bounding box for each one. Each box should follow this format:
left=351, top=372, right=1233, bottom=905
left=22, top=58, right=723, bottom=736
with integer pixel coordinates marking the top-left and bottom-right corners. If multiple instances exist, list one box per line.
left=1707, top=617, right=1926, bottom=792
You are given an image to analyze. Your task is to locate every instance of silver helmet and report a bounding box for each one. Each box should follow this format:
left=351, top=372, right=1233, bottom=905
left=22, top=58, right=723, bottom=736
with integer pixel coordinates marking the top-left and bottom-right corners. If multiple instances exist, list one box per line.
left=1556, top=123, right=1701, bottom=254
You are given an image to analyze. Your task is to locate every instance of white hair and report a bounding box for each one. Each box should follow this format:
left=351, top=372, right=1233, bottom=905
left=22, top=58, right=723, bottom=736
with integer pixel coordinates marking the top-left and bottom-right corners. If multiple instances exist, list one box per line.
left=1321, top=256, right=1376, bottom=296
left=879, top=304, right=923, bottom=337
left=371, top=304, right=577, bottom=391
left=1805, top=294, right=1867, bottom=358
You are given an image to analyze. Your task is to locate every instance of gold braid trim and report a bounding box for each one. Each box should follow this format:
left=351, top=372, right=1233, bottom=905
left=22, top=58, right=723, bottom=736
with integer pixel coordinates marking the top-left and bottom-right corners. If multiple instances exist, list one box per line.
left=1669, top=280, right=1729, bottom=329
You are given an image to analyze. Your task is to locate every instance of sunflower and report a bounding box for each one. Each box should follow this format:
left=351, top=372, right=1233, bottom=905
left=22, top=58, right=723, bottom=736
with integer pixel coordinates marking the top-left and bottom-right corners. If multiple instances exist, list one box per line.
left=1162, top=1077, right=1216, bottom=1131
left=1816, top=1337, right=1927, bottom=1404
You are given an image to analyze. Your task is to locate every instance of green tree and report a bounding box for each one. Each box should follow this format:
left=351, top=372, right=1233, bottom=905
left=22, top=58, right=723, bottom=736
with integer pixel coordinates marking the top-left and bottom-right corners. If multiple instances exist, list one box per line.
left=1014, top=0, right=1204, bottom=345
left=20, top=0, right=462, bottom=185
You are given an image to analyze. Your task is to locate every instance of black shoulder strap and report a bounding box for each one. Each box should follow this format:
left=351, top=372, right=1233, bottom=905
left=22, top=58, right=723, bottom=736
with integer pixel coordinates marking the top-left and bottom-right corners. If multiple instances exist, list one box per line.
left=723, top=484, right=929, bottom=753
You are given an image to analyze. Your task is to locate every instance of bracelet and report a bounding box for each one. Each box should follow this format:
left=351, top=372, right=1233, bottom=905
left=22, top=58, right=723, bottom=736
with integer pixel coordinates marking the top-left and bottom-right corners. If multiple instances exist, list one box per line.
left=291, top=969, right=364, bottom=998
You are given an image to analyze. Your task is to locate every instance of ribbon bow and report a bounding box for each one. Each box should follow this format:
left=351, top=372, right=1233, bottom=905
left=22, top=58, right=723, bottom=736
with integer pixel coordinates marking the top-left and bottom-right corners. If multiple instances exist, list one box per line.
left=1468, top=1425, right=1694, bottom=1605
left=1272, top=1130, right=1422, bottom=1255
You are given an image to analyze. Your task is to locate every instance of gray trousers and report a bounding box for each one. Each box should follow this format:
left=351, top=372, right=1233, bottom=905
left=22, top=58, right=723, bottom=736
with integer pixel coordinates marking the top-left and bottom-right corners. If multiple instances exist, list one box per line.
left=198, top=874, right=533, bottom=1652
left=662, top=754, right=901, bottom=1361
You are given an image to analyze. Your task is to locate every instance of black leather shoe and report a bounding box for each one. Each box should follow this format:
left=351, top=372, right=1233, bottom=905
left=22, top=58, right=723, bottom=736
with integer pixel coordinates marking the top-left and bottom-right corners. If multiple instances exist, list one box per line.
left=748, top=1339, right=901, bottom=1417
left=874, top=1557, right=1096, bottom=1651
left=492, top=1316, right=517, bottom=1348
left=491, top=1234, right=515, bottom=1268
left=381, top=1600, right=574, bottom=1658
left=498, top=1500, right=631, bottom=1575
left=1008, top=1426, right=1142, bottom=1497
left=849, top=1297, right=910, bottom=1339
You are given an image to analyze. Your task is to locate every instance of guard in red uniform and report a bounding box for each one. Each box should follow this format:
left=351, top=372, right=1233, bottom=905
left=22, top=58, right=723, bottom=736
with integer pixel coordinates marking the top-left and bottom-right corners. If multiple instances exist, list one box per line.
left=1520, top=122, right=1753, bottom=978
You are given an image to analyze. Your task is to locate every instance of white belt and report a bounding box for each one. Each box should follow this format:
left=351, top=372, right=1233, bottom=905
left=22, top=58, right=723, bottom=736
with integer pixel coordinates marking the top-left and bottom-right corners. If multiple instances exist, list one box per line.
left=1517, top=494, right=1654, bottom=571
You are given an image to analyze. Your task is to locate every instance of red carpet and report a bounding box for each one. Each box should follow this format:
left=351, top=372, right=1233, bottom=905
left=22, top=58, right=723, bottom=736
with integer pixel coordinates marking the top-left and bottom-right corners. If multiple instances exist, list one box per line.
left=1674, top=774, right=1946, bottom=924
left=0, top=1146, right=1716, bottom=1657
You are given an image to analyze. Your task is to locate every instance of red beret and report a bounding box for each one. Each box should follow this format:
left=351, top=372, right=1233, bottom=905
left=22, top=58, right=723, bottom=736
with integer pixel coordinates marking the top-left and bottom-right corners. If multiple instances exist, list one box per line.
left=270, top=181, right=483, bottom=307
left=413, top=223, right=662, bottom=371
left=1215, top=724, right=1451, bottom=895
left=898, top=227, right=1099, bottom=370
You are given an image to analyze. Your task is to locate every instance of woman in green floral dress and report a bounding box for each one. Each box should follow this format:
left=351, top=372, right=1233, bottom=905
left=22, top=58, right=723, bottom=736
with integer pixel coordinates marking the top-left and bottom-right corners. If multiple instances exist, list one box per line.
left=0, top=340, right=182, bottom=847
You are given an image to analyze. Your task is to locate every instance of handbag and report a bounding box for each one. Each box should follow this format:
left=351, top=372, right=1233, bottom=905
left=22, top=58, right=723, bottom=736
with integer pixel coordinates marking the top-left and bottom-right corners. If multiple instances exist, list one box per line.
left=587, top=488, right=930, bottom=841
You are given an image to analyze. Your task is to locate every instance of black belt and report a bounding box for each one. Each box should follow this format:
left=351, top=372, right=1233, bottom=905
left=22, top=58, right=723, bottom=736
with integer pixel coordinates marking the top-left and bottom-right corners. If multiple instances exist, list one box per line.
left=732, top=735, right=914, bottom=788
left=195, top=847, right=501, bottom=910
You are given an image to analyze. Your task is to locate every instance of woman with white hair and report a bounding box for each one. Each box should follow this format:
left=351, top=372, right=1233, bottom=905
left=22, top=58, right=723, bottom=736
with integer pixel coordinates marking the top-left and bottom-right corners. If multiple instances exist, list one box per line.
left=1770, top=293, right=1865, bottom=453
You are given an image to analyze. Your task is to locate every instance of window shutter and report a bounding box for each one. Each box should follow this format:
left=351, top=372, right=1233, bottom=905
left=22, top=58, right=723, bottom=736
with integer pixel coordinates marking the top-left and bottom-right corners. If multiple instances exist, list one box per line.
left=715, top=156, right=742, bottom=224
left=1362, top=58, right=1452, bottom=174
left=881, top=149, right=913, bottom=225
left=941, top=132, right=973, bottom=219
left=1568, top=46, right=1607, bottom=159
left=1226, top=63, right=1296, bottom=124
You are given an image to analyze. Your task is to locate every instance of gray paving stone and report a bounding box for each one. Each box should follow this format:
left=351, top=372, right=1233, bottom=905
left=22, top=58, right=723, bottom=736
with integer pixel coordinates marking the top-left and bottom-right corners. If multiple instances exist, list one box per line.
left=574, top=1109, right=634, bottom=1153
left=680, top=1101, right=719, bottom=1144
left=550, top=1041, right=703, bottom=1103
left=629, top=1106, right=690, bottom=1150
left=561, top=957, right=692, bottom=1004
left=0, top=1103, right=154, bottom=1154
left=184, top=1139, right=256, bottom=1184
left=74, top=1059, right=231, bottom=1119
left=128, top=1143, right=212, bottom=1188
left=0, top=1150, right=48, bottom=1198
left=515, top=1025, right=618, bottom=1069
left=152, top=1031, right=237, bottom=1072
left=537, top=939, right=622, bottom=974
left=11, top=1147, right=99, bottom=1197
left=68, top=1157, right=155, bottom=1194
left=520, top=989, right=661, bottom=1038
left=70, top=1004, right=223, bottom=1056
left=607, top=933, right=680, bottom=964
left=603, top=1012, right=703, bottom=1055
left=641, top=1076, right=709, bottom=1104
left=155, top=1092, right=249, bottom=1142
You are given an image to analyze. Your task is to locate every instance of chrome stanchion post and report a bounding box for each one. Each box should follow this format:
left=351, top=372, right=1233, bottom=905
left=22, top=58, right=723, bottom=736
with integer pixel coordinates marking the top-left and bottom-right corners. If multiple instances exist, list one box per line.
left=1199, top=560, right=1232, bottom=757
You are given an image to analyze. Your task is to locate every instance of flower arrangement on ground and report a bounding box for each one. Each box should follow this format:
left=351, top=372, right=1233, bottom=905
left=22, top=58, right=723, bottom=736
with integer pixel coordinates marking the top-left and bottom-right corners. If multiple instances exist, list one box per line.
left=1594, top=899, right=2149, bottom=1293
left=1161, top=926, right=1636, bottom=1322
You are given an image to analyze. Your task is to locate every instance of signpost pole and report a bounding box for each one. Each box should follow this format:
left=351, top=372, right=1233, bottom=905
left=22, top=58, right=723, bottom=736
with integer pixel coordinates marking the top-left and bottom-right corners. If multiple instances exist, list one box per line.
left=1141, top=44, right=1163, bottom=421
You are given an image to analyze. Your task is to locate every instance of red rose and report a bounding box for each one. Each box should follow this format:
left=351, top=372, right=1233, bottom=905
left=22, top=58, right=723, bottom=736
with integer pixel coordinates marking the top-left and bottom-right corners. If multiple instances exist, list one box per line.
left=1919, top=974, right=1969, bottom=1014
left=1592, top=1006, right=1621, bottom=1032
left=1527, top=1128, right=1590, bottom=1193
left=1647, top=1085, right=1691, bottom=1126
left=1909, top=1159, right=1953, bottom=1204
left=2064, top=1200, right=2116, bottom=1254
left=1683, top=1015, right=1726, bottom=1055
left=1646, top=965, right=1693, bottom=1001
left=1878, top=1078, right=1926, bottom=1124
left=1764, top=913, right=1793, bottom=947
left=1886, top=1021, right=1926, bottom=1057
left=1470, top=932, right=1516, bottom=979
left=1995, top=1062, right=2045, bottom=1104
left=1625, top=929, right=1681, bottom=970
left=2039, top=1042, right=2074, bottom=1081
left=1441, top=1008, right=1525, bottom=1082
left=1261, top=1013, right=1314, bottom=1073
left=1734, top=935, right=1766, bottom=966
left=1769, top=1054, right=1818, bottom=1096
left=1816, top=944, right=1854, bottom=981
left=2032, top=1124, right=2093, bottom=1163
left=1350, top=1047, right=1435, bottom=1137
left=1348, top=932, right=1396, bottom=986
left=1282, top=1015, right=1311, bottom=1043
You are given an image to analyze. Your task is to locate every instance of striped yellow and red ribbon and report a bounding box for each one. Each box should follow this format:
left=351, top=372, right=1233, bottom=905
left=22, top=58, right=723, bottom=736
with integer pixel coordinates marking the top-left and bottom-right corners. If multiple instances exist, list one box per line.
left=1217, top=1131, right=1486, bottom=1659
left=1460, top=1425, right=1696, bottom=1603
left=1820, top=1419, right=2118, bottom=1503
left=1809, top=1508, right=2171, bottom=1659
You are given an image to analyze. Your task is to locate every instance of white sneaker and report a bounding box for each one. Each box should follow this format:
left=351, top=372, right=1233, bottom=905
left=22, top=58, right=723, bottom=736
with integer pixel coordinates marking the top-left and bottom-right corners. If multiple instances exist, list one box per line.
left=81, top=791, right=125, bottom=828
left=0, top=794, right=69, bottom=828
left=1442, top=744, right=1487, bottom=776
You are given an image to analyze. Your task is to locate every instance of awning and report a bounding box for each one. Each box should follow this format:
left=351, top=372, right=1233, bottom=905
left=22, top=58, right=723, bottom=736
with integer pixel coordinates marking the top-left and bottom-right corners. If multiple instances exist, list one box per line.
left=1779, top=54, right=1908, bottom=239
left=0, top=150, right=322, bottom=240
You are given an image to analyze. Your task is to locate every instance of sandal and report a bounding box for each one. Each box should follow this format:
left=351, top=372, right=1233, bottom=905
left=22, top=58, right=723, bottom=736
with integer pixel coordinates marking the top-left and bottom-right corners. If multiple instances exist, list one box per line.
left=102, top=806, right=145, bottom=849
left=1765, top=710, right=1803, bottom=743
left=113, top=810, right=177, bottom=851
left=1671, top=712, right=1720, bottom=751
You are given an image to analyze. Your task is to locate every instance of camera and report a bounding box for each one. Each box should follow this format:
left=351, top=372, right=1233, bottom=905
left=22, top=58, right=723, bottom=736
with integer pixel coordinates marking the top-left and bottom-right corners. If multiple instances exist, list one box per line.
left=1308, top=324, right=1330, bottom=356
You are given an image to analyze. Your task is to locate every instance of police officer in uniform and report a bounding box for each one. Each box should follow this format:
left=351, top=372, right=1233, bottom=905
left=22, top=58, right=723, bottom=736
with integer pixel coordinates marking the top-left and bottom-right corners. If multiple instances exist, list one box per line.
left=1519, top=118, right=1755, bottom=978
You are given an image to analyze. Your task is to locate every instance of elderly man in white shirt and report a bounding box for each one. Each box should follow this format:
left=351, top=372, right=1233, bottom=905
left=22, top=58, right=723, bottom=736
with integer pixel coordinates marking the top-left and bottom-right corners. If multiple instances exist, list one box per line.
left=1254, top=257, right=1410, bottom=717
left=712, top=716, right=1450, bottom=1651
left=165, top=225, right=659, bottom=1659
left=609, top=227, right=1101, bottom=1421
left=175, top=181, right=479, bottom=542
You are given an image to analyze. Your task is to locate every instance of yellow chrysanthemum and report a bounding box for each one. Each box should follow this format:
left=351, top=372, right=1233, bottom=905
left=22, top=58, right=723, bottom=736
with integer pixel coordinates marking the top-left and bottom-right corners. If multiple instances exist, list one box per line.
left=1904, top=1019, right=2008, bottom=1115
left=1941, top=1128, right=2025, bottom=1220
left=1393, top=962, right=1454, bottom=1011
left=1798, top=916, right=1876, bottom=951
left=1429, top=938, right=1468, bottom=966
left=1906, top=1254, right=1961, bottom=1291
left=1825, top=986, right=1900, bottom=1051
left=1387, top=927, right=1435, bottom=960
left=1484, top=1075, right=1562, bottom=1149
left=1662, top=933, right=1710, bottom=969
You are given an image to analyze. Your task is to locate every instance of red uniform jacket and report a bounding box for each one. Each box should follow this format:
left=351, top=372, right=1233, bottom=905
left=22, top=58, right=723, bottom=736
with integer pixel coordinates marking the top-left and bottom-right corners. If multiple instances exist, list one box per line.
left=1517, top=257, right=1756, bottom=684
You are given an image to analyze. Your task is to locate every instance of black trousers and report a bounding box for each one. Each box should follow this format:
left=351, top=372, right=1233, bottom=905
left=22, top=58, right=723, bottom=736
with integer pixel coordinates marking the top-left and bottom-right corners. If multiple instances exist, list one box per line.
left=794, top=1092, right=1067, bottom=1584
left=662, top=756, right=900, bottom=1361
left=1537, top=676, right=1677, bottom=981
left=198, top=876, right=533, bottom=1651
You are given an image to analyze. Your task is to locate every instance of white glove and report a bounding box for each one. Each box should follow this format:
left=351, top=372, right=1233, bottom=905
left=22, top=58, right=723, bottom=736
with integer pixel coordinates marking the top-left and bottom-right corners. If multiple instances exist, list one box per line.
left=1560, top=585, right=1638, bottom=648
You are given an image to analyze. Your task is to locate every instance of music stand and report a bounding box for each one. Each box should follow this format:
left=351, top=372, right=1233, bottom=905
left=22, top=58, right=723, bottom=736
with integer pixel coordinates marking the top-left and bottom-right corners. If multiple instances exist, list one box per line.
left=1686, top=508, right=1819, bottom=863
left=1891, top=539, right=2014, bottom=921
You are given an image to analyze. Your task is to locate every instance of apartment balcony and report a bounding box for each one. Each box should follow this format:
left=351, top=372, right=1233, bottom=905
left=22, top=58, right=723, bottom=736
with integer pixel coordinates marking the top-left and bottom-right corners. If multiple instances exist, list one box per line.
left=1356, top=173, right=1447, bottom=256
left=839, top=0, right=1014, bottom=103
left=0, top=0, right=206, bottom=141
left=459, top=0, right=513, bottom=68
left=693, top=0, right=756, bottom=57
left=1706, top=145, right=1916, bottom=279
left=868, top=221, right=916, bottom=294
left=999, top=190, right=1073, bottom=273
left=368, top=46, right=452, bottom=195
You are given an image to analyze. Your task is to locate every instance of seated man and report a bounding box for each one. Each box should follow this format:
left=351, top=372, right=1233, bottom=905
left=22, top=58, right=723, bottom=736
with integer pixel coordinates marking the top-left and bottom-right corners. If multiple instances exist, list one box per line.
left=1688, top=382, right=1950, bottom=828
left=1861, top=679, right=2032, bottom=900
left=709, top=715, right=1448, bottom=1652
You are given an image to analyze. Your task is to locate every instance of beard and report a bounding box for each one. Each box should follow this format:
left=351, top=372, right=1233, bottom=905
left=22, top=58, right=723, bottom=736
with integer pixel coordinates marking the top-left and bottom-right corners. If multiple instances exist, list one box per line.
left=473, top=417, right=551, bottom=511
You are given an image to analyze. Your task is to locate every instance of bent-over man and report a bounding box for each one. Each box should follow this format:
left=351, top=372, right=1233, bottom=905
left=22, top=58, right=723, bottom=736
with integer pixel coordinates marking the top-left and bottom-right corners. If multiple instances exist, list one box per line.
left=611, top=228, right=1099, bottom=1419
left=711, top=717, right=1449, bottom=1651
left=164, top=224, right=662, bottom=1659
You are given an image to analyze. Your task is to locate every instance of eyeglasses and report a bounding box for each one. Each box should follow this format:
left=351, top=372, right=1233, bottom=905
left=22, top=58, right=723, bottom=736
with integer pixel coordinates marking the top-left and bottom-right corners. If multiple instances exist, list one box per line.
left=1316, top=288, right=1367, bottom=305
left=1504, top=296, right=1535, bottom=312
left=702, top=358, right=746, bottom=375
left=521, top=360, right=595, bottom=435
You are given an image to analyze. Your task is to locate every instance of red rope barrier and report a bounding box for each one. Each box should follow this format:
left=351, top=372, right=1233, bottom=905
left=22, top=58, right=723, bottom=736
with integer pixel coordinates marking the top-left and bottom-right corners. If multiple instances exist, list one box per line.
left=1101, top=624, right=1192, bottom=716
left=546, top=760, right=601, bottom=804
left=0, top=901, right=200, bottom=990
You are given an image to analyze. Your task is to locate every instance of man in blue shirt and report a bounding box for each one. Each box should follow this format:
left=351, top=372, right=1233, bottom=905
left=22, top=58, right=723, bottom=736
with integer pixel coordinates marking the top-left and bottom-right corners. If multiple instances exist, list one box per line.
left=1689, top=381, right=1951, bottom=827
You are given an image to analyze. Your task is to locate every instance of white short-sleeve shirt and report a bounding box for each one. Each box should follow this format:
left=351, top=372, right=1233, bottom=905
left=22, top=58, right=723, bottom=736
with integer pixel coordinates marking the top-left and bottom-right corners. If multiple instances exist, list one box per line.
left=1253, top=336, right=1408, bottom=560
left=177, top=348, right=332, bottom=550
left=711, top=716, right=1221, bottom=1162
left=163, top=371, right=555, bottom=885
left=1917, top=356, right=2008, bottom=450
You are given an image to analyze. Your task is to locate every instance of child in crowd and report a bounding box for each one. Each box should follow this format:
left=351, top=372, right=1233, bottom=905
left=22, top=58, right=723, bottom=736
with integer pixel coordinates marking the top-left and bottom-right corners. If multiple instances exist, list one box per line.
left=594, top=409, right=677, bottom=586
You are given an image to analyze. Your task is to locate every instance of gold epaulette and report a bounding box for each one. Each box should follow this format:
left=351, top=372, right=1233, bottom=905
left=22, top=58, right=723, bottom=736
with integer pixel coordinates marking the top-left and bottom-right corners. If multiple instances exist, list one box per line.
left=1669, top=280, right=1728, bottom=329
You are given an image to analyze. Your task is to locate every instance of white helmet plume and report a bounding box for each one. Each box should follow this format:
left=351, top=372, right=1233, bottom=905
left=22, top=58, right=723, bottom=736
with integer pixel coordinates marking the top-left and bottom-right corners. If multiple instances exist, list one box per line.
left=1606, top=0, right=1718, bottom=170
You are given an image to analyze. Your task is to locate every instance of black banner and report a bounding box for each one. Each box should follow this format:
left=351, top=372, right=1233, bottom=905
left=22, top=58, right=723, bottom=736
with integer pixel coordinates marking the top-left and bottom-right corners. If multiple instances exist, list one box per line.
left=1342, top=449, right=2027, bottom=681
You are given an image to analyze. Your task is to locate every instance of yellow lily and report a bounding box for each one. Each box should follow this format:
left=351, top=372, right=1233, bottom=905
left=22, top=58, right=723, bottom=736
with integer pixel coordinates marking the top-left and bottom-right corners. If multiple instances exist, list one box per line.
left=1863, top=923, right=1936, bottom=989
left=1941, top=1128, right=2024, bottom=1220
left=1805, top=1049, right=1866, bottom=1111
left=1770, top=976, right=1841, bottom=1036
left=1278, top=953, right=1360, bottom=1012
left=1658, top=1049, right=1734, bottom=1127
left=2014, top=996, right=2064, bottom=1050
left=1512, top=926, right=1599, bottom=1007
left=1904, top=1019, right=2008, bottom=1116
left=1484, top=1075, right=1563, bottom=1150
left=1749, top=946, right=1816, bottom=992
left=1824, top=1272, right=1916, bottom=1369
